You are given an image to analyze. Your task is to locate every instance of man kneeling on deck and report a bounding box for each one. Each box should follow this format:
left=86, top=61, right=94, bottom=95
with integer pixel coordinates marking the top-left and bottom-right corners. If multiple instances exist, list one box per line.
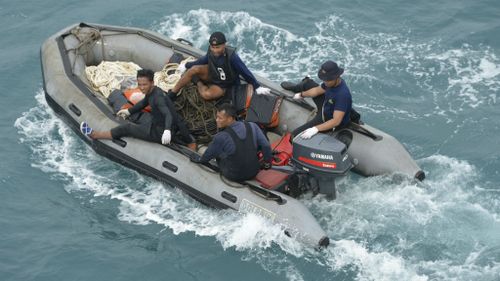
left=190, top=103, right=272, bottom=182
left=80, top=69, right=196, bottom=150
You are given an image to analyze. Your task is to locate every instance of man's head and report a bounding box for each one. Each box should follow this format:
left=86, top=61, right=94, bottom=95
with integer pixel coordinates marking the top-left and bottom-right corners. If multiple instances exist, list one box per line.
left=318, top=60, right=344, bottom=87
left=216, top=103, right=237, bottom=129
left=209, top=31, right=227, bottom=57
left=137, top=69, right=155, bottom=94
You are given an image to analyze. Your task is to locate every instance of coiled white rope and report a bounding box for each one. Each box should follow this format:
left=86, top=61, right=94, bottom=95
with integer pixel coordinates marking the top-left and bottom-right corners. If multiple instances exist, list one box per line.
left=85, top=57, right=195, bottom=97
left=155, top=57, right=195, bottom=92
left=85, top=61, right=141, bottom=98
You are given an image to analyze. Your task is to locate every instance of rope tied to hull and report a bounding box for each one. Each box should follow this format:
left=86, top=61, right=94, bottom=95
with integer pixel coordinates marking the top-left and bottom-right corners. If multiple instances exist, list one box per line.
left=67, top=27, right=102, bottom=71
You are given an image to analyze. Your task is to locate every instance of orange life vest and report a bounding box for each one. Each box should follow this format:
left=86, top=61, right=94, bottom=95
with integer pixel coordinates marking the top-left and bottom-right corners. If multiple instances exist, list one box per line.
left=121, top=88, right=152, bottom=112
left=271, top=133, right=293, bottom=166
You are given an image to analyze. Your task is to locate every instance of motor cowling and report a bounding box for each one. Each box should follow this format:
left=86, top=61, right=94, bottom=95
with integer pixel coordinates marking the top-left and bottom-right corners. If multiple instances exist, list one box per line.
left=291, top=133, right=352, bottom=199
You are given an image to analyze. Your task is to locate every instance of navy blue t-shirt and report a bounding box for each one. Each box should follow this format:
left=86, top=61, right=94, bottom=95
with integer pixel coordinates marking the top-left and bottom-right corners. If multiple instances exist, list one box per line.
left=320, top=79, right=352, bottom=126
left=185, top=51, right=260, bottom=89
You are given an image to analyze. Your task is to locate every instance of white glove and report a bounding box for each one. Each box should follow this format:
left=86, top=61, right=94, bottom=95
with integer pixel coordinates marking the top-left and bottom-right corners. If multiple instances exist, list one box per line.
left=301, top=127, right=319, bottom=139
left=256, top=87, right=271, bottom=95
left=117, top=109, right=130, bottom=119
left=161, top=130, right=171, bottom=145
left=177, top=62, right=186, bottom=75
left=293, top=93, right=303, bottom=100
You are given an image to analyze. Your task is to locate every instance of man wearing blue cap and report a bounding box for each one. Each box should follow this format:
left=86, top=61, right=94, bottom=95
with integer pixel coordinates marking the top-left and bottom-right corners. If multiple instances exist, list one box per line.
left=291, top=60, right=352, bottom=139
left=168, top=31, right=271, bottom=100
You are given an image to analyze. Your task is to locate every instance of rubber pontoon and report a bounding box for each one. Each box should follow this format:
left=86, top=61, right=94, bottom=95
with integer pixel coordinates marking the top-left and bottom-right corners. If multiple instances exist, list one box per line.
left=40, top=22, right=424, bottom=248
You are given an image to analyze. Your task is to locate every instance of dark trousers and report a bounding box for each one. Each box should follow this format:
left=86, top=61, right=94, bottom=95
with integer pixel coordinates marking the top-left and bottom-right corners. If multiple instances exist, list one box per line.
left=292, top=95, right=326, bottom=138
left=111, top=123, right=159, bottom=143
left=292, top=112, right=325, bottom=138
left=291, top=94, right=349, bottom=138
left=111, top=122, right=194, bottom=144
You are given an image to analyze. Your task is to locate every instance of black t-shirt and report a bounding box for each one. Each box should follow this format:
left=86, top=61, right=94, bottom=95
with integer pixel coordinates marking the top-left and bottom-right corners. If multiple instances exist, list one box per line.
left=128, top=86, right=173, bottom=130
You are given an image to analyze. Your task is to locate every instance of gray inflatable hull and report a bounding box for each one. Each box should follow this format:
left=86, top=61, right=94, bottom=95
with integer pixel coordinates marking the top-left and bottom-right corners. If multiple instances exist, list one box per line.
left=336, top=124, right=424, bottom=180
left=40, top=22, right=423, bottom=247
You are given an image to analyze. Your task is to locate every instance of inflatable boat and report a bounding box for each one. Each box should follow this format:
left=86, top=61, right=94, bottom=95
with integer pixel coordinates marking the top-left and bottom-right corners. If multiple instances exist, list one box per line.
left=40, top=22, right=424, bottom=248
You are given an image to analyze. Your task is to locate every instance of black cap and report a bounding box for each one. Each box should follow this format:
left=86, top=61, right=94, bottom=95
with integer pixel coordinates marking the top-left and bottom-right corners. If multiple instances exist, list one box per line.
left=209, top=31, right=226, bottom=46
left=317, top=60, right=344, bottom=81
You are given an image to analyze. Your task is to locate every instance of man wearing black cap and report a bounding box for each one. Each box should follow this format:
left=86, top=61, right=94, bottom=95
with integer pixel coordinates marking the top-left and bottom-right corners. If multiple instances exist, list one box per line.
left=169, top=31, right=270, bottom=100
left=291, top=60, right=352, bottom=139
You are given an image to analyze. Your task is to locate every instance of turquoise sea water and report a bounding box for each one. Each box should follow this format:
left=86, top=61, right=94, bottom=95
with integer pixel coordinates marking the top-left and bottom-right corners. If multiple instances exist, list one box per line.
left=2, top=1, right=500, bottom=280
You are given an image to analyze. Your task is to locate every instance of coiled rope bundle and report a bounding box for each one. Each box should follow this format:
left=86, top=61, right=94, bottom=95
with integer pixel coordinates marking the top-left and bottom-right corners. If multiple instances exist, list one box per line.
left=172, top=84, right=217, bottom=145
left=85, top=61, right=141, bottom=98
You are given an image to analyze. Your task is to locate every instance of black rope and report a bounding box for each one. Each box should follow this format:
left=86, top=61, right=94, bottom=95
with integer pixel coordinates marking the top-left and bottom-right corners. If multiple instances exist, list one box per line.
left=174, top=84, right=218, bottom=144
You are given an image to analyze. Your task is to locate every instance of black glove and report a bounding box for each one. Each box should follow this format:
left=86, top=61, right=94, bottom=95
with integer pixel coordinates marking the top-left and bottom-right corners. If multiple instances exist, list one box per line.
left=189, top=153, right=202, bottom=163
left=261, top=161, right=272, bottom=170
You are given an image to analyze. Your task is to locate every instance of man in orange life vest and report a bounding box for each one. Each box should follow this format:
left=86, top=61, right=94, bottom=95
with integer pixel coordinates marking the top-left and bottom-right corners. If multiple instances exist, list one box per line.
left=80, top=69, right=196, bottom=150
left=167, top=32, right=271, bottom=101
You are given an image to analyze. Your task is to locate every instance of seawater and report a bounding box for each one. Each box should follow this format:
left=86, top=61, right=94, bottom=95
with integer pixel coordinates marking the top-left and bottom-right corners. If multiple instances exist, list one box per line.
left=2, top=1, right=500, bottom=280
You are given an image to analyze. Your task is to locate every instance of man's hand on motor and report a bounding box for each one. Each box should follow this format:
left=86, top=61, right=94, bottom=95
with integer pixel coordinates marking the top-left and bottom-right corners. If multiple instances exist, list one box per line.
left=300, top=127, right=319, bottom=139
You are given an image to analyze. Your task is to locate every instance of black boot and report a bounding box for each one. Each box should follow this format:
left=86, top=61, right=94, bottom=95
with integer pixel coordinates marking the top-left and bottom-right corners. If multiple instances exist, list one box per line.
left=280, top=76, right=319, bottom=93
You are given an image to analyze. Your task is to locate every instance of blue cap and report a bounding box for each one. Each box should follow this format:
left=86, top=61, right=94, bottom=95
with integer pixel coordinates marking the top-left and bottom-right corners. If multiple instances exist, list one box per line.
left=318, top=60, right=344, bottom=81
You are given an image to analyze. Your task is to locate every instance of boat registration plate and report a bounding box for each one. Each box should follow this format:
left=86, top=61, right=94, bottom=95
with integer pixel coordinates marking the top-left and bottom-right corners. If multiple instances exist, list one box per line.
left=239, top=199, right=276, bottom=222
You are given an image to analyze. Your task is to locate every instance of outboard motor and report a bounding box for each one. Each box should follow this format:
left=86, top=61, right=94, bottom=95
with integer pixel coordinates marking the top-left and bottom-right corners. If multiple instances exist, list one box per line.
left=291, top=134, right=352, bottom=199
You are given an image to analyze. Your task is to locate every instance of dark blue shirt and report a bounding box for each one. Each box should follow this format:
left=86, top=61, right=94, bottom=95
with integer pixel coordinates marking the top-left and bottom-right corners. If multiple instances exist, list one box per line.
left=200, top=121, right=272, bottom=163
left=321, top=79, right=352, bottom=126
left=185, top=51, right=261, bottom=89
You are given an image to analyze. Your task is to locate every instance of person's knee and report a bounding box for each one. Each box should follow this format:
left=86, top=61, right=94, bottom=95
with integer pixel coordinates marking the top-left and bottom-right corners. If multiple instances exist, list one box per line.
left=192, top=65, right=210, bottom=80
left=199, top=90, right=213, bottom=100
left=203, top=86, right=224, bottom=100
left=189, top=65, right=205, bottom=75
left=200, top=90, right=222, bottom=101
